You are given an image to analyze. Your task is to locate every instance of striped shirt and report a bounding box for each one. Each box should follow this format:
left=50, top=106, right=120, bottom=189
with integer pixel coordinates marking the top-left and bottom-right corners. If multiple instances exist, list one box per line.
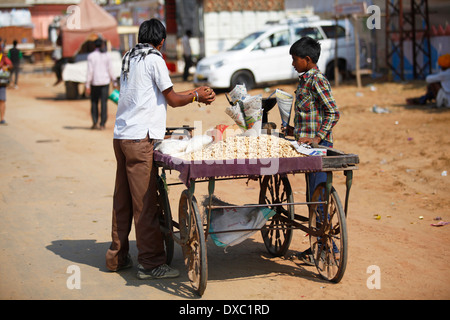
left=293, top=66, right=340, bottom=144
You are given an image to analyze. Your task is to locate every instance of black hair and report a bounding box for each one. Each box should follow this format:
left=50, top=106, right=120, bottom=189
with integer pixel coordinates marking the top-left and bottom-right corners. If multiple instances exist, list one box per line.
left=138, top=18, right=166, bottom=47
left=94, top=38, right=102, bottom=48
left=289, top=36, right=321, bottom=64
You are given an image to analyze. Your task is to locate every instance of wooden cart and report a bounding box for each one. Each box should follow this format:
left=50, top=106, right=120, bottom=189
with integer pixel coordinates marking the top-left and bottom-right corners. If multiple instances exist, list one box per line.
left=154, top=141, right=358, bottom=296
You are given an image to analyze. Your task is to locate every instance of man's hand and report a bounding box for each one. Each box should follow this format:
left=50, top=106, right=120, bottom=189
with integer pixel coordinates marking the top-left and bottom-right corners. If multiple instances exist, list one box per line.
left=85, top=87, right=91, bottom=96
left=281, top=125, right=294, bottom=136
left=195, top=86, right=216, bottom=105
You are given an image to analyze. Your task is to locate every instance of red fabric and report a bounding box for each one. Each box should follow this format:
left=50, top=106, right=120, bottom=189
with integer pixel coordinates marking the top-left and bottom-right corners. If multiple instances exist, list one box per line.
left=60, top=0, right=119, bottom=57
left=0, top=55, right=12, bottom=69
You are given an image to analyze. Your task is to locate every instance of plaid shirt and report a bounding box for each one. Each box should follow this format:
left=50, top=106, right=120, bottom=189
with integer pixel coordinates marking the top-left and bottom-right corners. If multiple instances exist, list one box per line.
left=293, top=66, right=340, bottom=144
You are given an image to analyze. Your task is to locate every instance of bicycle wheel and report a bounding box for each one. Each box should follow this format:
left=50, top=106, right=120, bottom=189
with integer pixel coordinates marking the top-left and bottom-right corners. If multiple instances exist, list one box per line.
left=259, top=175, right=294, bottom=256
left=309, top=182, right=347, bottom=283
left=178, top=190, right=208, bottom=296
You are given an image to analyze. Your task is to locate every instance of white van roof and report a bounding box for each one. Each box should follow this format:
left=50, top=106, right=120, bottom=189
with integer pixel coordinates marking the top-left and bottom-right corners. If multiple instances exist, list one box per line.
left=265, top=15, right=321, bottom=25
left=264, top=15, right=352, bottom=33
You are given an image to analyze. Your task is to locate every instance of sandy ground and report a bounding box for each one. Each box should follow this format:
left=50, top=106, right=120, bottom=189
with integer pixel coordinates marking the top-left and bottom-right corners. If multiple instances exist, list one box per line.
left=0, top=70, right=449, bottom=302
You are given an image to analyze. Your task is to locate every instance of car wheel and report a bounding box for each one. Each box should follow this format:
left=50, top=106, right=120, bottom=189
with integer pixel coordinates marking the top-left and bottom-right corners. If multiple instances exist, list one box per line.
left=231, top=70, right=255, bottom=90
left=325, top=60, right=346, bottom=82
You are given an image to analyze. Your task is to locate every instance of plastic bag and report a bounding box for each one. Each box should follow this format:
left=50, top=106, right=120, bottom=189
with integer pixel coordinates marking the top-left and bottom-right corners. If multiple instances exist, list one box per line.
left=108, top=89, right=120, bottom=104
left=184, top=135, right=213, bottom=154
left=155, top=138, right=189, bottom=156
left=207, top=197, right=275, bottom=249
left=155, top=135, right=213, bottom=158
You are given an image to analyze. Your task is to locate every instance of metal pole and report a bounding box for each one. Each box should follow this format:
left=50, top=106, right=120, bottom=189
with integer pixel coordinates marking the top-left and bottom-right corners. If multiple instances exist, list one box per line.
left=353, top=0, right=362, bottom=88
left=334, top=0, right=340, bottom=86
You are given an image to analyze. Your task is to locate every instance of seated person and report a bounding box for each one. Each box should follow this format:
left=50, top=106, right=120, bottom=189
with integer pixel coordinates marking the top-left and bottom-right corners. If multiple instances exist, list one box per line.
left=407, top=53, right=450, bottom=107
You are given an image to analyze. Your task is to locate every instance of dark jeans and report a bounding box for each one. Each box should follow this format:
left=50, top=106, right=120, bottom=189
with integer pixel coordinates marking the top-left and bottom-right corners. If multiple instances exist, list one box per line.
left=183, top=54, right=193, bottom=81
left=53, top=58, right=67, bottom=82
left=106, top=137, right=166, bottom=270
left=91, top=85, right=109, bottom=126
left=306, top=140, right=333, bottom=200
left=11, top=64, right=19, bottom=85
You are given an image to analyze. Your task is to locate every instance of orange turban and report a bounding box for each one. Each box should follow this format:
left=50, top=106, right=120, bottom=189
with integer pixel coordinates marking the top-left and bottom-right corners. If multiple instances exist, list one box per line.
left=438, top=54, right=450, bottom=68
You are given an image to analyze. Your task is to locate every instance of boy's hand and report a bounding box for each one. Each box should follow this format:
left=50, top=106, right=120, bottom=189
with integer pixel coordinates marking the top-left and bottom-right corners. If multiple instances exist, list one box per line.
left=298, top=136, right=321, bottom=145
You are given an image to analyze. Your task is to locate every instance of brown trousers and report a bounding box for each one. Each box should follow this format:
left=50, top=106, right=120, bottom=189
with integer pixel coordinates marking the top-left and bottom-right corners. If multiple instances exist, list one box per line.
left=105, top=136, right=166, bottom=271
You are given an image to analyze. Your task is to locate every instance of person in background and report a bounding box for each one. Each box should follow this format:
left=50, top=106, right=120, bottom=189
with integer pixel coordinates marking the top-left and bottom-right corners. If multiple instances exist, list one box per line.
left=52, top=34, right=65, bottom=86
left=0, top=47, right=13, bottom=125
left=8, top=40, right=22, bottom=89
left=182, top=30, right=193, bottom=81
left=86, top=38, right=116, bottom=130
left=406, top=53, right=450, bottom=108
left=105, top=19, right=215, bottom=280
left=423, top=54, right=450, bottom=108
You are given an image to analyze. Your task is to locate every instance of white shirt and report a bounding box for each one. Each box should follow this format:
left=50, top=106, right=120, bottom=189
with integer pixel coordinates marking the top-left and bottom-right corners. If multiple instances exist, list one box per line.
left=86, top=49, right=114, bottom=88
left=114, top=52, right=173, bottom=140
left=426, top=68, right=450, bottom=93
left=427, top=68, right=450, bottom=107
left=182, top=35, right=191, bottom=56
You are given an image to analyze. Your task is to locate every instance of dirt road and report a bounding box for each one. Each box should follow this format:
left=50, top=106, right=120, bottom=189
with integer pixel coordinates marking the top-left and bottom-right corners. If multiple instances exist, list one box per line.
left=1, top=72, right=449, bottom=301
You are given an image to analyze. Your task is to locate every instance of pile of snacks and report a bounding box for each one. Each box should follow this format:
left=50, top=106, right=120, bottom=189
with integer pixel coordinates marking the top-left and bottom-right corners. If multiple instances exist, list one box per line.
left=179, top=134, right=305, bottom=161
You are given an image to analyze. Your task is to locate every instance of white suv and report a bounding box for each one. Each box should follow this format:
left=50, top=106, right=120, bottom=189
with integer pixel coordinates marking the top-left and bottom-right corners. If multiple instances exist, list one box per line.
left=194, top=16, right=363, bottom=90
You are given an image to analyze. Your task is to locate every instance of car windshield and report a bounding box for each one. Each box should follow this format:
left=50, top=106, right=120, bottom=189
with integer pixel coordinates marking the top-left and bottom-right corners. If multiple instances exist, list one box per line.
left=228, top=31, right=264, bottom=51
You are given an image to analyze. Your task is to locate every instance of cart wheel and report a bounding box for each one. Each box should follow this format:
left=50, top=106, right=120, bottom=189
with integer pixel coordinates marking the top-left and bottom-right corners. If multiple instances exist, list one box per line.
left=259, top=175, right=294, bottom=256
left=309, top=183, right=347, bottom=283
left=178, top=190, right=208, bottom=296
left=157, top=175, right=174, bottom=265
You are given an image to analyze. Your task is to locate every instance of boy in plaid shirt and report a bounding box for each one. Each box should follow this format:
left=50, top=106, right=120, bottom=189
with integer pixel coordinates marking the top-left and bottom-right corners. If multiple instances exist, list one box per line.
left=283, top=36, right=340, bottom=264
left=284, top=36, right=340, bottom=192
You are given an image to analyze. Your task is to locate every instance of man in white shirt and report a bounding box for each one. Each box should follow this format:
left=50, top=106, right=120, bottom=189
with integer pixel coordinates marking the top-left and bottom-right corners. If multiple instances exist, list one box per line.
left=407, top=53, right=450, bottom=107
left=86, top=38, right=116, bottom=129
left=105, top=19, right=215, bottom=280
left=425, top=54, right=450, bottom=108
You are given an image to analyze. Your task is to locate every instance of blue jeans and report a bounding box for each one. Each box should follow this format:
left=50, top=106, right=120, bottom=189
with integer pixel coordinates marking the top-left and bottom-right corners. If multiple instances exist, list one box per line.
left=306, top=140, right=339, bottom=255
left=306, top=140, right=332, bottom=200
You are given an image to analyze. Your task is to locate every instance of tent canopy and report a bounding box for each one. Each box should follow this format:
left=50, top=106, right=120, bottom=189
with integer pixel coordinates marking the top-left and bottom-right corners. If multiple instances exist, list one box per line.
left=60, top=0, right=119, bottom=57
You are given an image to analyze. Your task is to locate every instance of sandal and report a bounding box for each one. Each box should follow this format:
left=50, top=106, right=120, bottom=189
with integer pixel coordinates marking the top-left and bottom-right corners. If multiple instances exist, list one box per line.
left=294, top=249, right=315, bottom=266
